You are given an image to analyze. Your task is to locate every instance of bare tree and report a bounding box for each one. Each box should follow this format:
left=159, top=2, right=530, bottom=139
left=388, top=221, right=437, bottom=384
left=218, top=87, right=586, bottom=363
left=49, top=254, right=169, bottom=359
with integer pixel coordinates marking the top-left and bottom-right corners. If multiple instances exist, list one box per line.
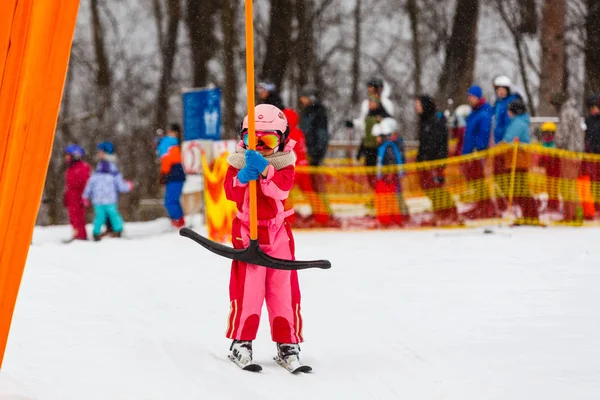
left=154, top=0, right=181, bottom=130
left=90, top=0, right=111, bottom=121
left=260, top=0, right=295, bottom=89
left=350, top=0, right=362, bottom=107
left=585, top=0, right=600, bottom=96
left=221, top=0, right=239, bottom=139
left=406, top=0, right=422, bottom=95
left=437, top=0, right=479, bottom=106
left=186, top=0, right=220, bottom=87
left=518, top=0, right=538, bottom=35
left=538, top=0, right=567, bottom=115
left=495, top=0, right=537, bottom=115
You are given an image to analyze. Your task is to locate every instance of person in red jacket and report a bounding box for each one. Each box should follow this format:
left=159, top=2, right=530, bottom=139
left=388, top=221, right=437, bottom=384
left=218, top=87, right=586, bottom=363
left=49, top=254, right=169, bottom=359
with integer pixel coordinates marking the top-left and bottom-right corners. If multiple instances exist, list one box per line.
left=224, top=104, right=305, bottom=370
left=63, top=144, right=91, bottom=241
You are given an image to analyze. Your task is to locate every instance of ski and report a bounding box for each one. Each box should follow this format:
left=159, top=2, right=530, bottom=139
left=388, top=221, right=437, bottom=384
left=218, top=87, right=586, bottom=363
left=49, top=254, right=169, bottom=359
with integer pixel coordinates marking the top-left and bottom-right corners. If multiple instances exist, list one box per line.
left=228, top=354, right=262, bottom=372
left=274, top=356, right=312, bottom=374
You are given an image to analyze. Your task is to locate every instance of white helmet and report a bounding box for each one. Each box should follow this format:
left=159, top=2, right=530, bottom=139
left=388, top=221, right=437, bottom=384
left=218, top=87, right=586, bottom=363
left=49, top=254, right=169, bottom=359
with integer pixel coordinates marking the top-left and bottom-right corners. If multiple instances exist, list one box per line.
left=493, top=75, right=512, bottom=88
left=375, top=117, right=398, bottom=135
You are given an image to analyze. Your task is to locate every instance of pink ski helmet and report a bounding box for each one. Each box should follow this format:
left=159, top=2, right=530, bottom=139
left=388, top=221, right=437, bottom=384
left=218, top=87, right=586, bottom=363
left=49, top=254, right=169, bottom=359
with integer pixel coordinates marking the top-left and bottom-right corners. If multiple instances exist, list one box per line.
left=241, top=104, right=290, bottom=151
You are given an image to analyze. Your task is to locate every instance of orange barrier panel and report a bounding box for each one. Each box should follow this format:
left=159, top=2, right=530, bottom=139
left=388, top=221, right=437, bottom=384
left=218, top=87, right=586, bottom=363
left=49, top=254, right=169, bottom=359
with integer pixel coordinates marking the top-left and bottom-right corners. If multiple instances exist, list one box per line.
left=0, top=0, right=80, bottom=368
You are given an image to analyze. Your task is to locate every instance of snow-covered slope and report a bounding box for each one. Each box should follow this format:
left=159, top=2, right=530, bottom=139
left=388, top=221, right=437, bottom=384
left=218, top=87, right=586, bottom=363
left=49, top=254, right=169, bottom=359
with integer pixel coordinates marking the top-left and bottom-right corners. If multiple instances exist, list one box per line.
left=3, top=222, right=600, bottom=399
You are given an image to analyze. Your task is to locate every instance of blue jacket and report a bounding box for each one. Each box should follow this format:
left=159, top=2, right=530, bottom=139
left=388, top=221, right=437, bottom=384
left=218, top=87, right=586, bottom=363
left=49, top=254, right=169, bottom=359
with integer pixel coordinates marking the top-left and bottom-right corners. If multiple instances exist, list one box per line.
left=157, top=136, right=186, bottom=182
left=503, top=113, right=531, bottom=144
left=493, top=93, right=519, bottom=144
left=377, top=140, right=404, bottom=180
left=83, top=161, right=131, bottom=205
left=462, top=102, right=493, bottom=155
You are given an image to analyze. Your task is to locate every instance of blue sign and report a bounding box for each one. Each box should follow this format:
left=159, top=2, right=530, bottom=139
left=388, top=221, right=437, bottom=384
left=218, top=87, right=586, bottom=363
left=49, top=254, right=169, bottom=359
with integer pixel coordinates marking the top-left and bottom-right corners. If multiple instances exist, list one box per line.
left=182, top=87, right=221, bottom=141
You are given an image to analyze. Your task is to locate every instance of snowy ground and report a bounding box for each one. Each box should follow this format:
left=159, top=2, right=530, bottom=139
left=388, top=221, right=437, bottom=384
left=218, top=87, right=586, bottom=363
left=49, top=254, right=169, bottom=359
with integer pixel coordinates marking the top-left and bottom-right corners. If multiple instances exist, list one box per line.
left=2, top=219, right=600, bottom=399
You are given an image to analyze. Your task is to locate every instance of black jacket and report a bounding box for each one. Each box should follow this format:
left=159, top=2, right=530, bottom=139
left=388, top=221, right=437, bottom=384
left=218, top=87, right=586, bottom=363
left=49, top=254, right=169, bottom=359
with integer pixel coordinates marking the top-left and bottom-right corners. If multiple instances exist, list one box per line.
left=299, top=102, right=329, bottom=165
left=260, top=92, right=285, bottom=111
left=417, top=96, right=448, bottom=162
left=585, top=115, right=600, bottom=154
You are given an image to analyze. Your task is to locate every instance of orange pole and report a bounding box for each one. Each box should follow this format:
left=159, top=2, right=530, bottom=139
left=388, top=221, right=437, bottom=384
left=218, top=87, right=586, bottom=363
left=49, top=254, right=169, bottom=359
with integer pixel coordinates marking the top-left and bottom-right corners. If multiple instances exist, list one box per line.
left=0, top=0, right=80, bottom=368
left=244, top=0, right=258, bottom=240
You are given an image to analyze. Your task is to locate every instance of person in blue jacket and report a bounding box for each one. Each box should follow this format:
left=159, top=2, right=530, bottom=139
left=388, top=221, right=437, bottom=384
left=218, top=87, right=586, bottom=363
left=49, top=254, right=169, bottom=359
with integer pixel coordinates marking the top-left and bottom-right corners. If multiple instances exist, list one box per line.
left=502, top=100, right=530, bottom=144
left=157, top=123, right=187, bottom=228
left=492, top=75, right=521, bottom=212
left=461, top=85, right=496, bottom=220
left=492, top=75, right=521, bottom=144
left=501, top=100, right=539, bottom=225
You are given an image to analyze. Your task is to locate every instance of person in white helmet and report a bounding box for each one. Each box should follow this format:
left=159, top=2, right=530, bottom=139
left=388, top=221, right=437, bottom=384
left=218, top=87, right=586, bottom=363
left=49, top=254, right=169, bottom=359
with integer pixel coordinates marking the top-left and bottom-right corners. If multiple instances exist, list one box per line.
left=492, top=75, right=521, bottom=144
left=492, top=75, right=522, bottom=214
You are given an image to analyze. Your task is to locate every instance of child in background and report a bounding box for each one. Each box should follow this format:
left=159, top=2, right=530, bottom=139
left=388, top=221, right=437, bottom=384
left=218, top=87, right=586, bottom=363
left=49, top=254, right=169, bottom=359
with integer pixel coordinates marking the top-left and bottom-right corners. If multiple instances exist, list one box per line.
left=373, top=117, right=408, bottom=227
left=63, top=144, right=91, bottom=242
left=538, top=122, right=561, bottom=214
left=224, top=104, right=306, bottom=371
left=158, top=123, right=187, bottom=228
left=82, top=141, right=133, bottom=241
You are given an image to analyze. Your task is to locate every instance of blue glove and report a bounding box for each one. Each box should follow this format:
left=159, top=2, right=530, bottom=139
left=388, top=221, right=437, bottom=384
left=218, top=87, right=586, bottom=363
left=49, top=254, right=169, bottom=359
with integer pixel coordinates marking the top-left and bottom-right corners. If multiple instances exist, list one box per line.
left=245, top=150, right=269, bottom=173
left=237, top=166, right=260, bottom=184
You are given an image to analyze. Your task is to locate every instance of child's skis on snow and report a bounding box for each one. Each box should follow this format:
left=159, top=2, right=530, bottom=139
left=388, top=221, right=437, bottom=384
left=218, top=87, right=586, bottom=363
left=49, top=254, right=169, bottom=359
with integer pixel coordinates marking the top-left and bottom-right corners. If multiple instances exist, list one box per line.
left=223, top=104, right=310, bottom=373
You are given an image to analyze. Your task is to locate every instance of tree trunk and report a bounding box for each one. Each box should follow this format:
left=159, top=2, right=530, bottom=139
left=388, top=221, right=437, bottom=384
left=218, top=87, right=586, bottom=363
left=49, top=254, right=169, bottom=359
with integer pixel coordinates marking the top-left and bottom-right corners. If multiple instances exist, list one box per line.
left=90, top=0, right=111, bottom=119
left=155, top=0, right=181, bottom=130
left=260, top=0, right=294, bottom=90
left=538, top=0, right=566, bottom=116
left=296, top=0, right=310, bottom=91
left=186, top=0, right=220, bottom=87
left=407, top=0, right=421, bottom=95
left=585, top=0, right=600, bottom=97
left=350, top=0, right=361, bottom=107
left=436, top=0, right=479, bottom=107
left=518, top=0, right=537, bottom=35
left=221, top=0, right=238, bottom=139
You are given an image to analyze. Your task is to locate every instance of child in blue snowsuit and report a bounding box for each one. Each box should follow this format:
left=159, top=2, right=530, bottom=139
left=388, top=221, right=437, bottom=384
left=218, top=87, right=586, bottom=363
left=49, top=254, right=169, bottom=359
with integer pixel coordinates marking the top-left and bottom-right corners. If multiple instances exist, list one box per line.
left=83, top=142, right=133, bottom=241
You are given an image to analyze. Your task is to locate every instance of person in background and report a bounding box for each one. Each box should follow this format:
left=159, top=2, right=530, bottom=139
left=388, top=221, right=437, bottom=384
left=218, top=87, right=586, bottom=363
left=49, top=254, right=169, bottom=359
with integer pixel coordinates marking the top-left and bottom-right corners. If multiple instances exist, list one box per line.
left=492, top=75, right=521, bottom=213
left=584, top=94, right=600, bottom=215
left=415, top=95, right=460, bottom=225
left=449, top=104, right=471, bottom=157
left=63, top=144, right=91, bottom=242
left=257, top=81, right=285, bottom=110
left=298, top=85, right=340, bottom=227
left=82, top=142, right=134, bottom=241
left=158, top=123, right=187, bottom=228
left=350, top=78, right=395, bottom=181
left=538, top=122, right=561, bottom=214
left=502, top=100, right=539, bottom=225
left=551, top=92, right=585, bottom=224
left=461, top=85, right=495, bottom=220
left=373, top=117, right=408, bottom=227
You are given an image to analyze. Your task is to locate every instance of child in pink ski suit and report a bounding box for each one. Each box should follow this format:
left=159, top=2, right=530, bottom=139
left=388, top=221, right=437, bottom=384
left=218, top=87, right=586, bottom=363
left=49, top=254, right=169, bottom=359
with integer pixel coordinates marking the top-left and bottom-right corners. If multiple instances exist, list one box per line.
left=224, top=104, right=303, bottom=366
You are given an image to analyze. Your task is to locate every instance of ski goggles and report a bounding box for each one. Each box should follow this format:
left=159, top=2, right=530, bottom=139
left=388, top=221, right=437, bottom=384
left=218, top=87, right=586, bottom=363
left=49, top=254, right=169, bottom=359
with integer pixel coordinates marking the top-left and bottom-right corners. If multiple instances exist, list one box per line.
left=242, top=131, right=281, bottom=150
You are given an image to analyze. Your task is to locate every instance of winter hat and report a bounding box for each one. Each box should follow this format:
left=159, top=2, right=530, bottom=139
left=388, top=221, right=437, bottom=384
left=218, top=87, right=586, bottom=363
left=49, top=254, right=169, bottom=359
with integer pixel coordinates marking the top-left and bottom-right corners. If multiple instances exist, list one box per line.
left=467, top=85, right=483, bottom=99
left=257, top=81, right=276, bottom=92
left=169, top=123, right=181, bottom=133
left=300, top=84, right=320, bottom=104
left=97, top=141, right=115, bottom=155
left=541, top=122, right=557, bottom=132
left=65, top=144, right=84, bottom=159
left=508, top=99, right=527, bottom=115
left=367, top=77, right=384, bottom=89
left=417, top=95, right=437, bottom=117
